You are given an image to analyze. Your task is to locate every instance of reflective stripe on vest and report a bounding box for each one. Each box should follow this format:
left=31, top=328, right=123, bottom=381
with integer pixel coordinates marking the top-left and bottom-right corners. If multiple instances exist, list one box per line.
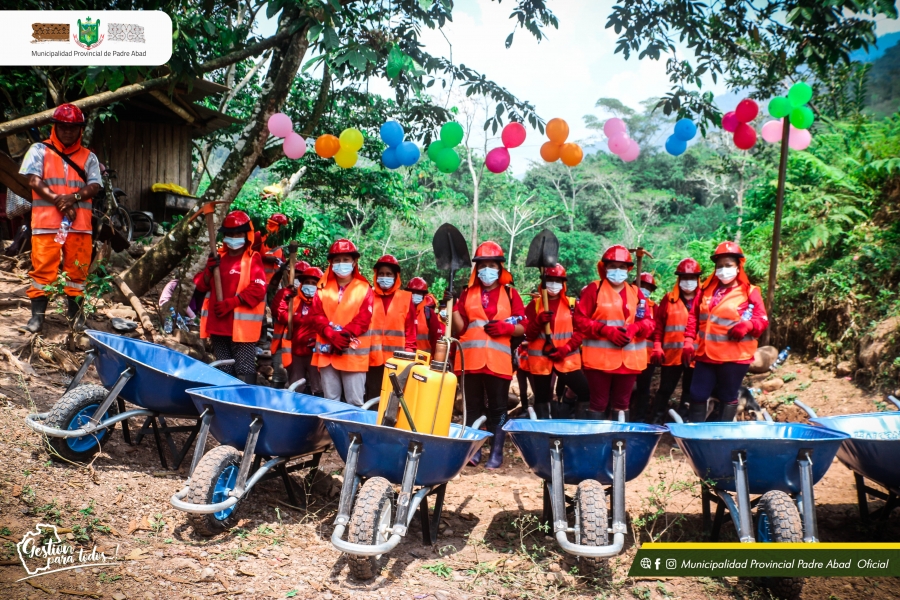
left=662, top=293, right=690, bottom=367
left=527, top=296, right=582, bottom=375
left=270, top=295, right=300, bottom=368
left=581, top=279, right=647, bottom=372
left=368, top=289, right=412, bottom=366
left=199, top=250, right=266, bottom=342
left=454, top=285, right=513, bottom=376
left=31, top=142, right=93, bottom=233
left=262, top=247, right=283, bottom=284
left=696, top=285, right=759, bottom=362
left=312, top=277, right=371, bottom=372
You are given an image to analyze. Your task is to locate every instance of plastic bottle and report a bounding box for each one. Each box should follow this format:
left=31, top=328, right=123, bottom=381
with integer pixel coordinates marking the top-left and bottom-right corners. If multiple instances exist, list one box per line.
left=175, top=311, right=189, bottom=332
left=770, top=347, right=791, bottom=370
left=163, top=308, right=174, bottom=335
left=636, top=298, right=647, bottom=319
left=375, top=349, right=431, bottom=427
left=54, top=216, right=72, bottom=244
left=741, top=303, right=754, bottom=321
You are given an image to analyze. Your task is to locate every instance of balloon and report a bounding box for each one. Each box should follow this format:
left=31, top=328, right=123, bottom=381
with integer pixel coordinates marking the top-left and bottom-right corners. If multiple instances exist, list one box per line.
left=267, top=112, right=293, bottom=138
left=761, top=120, right=784, bottom=144
left=395, top=141, right=420, bottom=166
left=546, top=118, right=569, bottom=144
left=315, top=134, right=341, bottom=158
left=339, top=128, right=364, bottom=152
left=380, top=121, right=404, bottom=148
left=734, top=98, right=759, bottom=123
left=768, top=96, right=792, bottom=119
left=788, top=127, right=812, bottom=151
left=501, top=122, right=526, bottom=148
left=603, top=117, right=627, bottom=139
left=382, top=147, right=401, bottom=170
left=733, top=123, right=757, bottom=150
left=607, top=134, right=629, bottom=155
left=540, top=141, right=561, bottom=163
left=673, top=118, right=697, bottom=141
left=721, top=111, right=739, bottom=133
left=282, top=132, right=307, bottom=159
left=788, top=82, right=813, bottom=107
left=789, top=106, right=815, bottom=130
left=427, top=140, right=446, bottom=162
left=665, top=135, right=687, bottom=156
left=440, top=122, right=464, bottom=147
left=559, top=143, right=583, bottom=167
left=435, top=148, right=461, bottom=173
left=334, top=147, right=358, bottom=169
left=620, top=139, right=640, bottom=162
left=485, top=147, right=511, bottom=174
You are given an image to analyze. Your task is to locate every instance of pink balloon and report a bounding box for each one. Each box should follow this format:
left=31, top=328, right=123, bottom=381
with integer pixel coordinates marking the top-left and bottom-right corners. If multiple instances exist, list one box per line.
left=268, top=112, right=293, bottom=138
left=604, top=118, right=627, bottom=139
left=788, top=127, right=811, bottom=151
left=283, top=132, right=307, bottom=159
left=485, top=147, right=511, bottom=174
left=761, top=120, right=784, bottom=144
left=608, top=134, right=630, bottom=155
left=501, top=122, right=527, bottom=149
left=620, top=139, right=640, bottom=162
left=721, top=111, right=739, bottom=133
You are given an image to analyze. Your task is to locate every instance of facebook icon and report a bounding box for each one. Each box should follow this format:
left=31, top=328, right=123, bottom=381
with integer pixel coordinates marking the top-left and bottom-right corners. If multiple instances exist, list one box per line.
left=654, top=558, right=661, bottom=570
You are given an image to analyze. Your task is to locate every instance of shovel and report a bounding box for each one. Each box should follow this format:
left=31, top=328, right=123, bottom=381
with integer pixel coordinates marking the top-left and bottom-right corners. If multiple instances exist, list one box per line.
left=525, top=228, right=559, bottom=354
left=187, top=201, right=228, bottom=302
left=431, top=223, right=470, bottom=339
left=628, top=247, right=654, bottom=284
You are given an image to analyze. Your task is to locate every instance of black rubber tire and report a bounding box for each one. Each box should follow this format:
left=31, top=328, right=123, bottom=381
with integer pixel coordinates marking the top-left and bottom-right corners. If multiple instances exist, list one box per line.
left=111, top=205, right=133, bottom=242
left=347, top=477, right=395, bottom=580
left=575, top=479, right=609, bottom=575
left=756, top=490, right=804, bottom=600
left=186, top=445, right=243, bottom=537
left=44, top=384, right=118, bottom=463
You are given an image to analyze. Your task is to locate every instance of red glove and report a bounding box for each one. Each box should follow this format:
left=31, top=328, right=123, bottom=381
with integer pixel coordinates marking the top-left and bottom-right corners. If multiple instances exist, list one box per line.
left=650, top=342, right=665, bottom=365
left=331, top=330, right=352, bottom=351
left=205, top=254, right=220, bottom=274
left=546, top=344, right=566, bottom=363
left=728, top=320, right=754, bottom=340
left=484, top=320, right=515, bottom=337
left=682, top=339, right=695, bottom=367
left=625, top=322, right=643, bottom=340
left=213, top=296, right=241, bottom=318
left=536, top=311, right=553, bottom=325
left=606, top=327, right=631, bottom=348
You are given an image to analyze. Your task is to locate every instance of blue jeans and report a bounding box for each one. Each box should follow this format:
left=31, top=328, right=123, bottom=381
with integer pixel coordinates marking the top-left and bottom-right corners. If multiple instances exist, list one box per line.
left=688, top=360, right=750, bottom=406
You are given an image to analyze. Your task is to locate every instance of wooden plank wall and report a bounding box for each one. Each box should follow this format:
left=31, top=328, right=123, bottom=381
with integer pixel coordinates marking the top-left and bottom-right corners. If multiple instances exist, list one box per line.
left=92, top=121, right=191, bottom=215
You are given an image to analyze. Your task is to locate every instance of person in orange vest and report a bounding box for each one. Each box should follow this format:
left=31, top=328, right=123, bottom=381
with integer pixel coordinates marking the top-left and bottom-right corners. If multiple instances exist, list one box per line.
left=253, top=213, right=289, bottom=285
left=451, top=241, right=527, bottom=469
left=273, top=266, right=324, bottom=394
left=682, top=242, right=768, bottom=422
left=365, top=255, right=417, bottom=401
left=648, top=258, right=701, bottom=423
left=309, top=239, right=373, bottom=406
left=574, top=245, right=655, bottom=421
left=524, top=264, right=588, bottom=420
left=629, top=272, right=659, bottom=422
left=407, top=276, right=442, bottom=354
left=194, top=210, right=267, bottom=384
left=20, top=104, right=102, bottom=333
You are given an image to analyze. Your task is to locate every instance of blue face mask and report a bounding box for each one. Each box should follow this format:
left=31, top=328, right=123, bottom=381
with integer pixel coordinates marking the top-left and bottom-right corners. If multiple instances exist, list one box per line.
left=376, top=276, right=395, bottom=290
left=477, top=267, right=499, bottom=286
left=606, top=268, right=628, bottom=285
left=301, top=284, right=317, bottom=298
left=332, top=262, right=354, bottom=277
left=223, top=236, right=245, bottom=250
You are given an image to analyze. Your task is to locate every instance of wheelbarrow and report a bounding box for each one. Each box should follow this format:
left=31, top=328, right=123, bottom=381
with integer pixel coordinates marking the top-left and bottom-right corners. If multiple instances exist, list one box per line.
left=171, top=384, right=356, bottom=536
left=504, top=410, right=666, bottom=571
left=667, top=411, right=849, bottom=600
left=797, top=397, right=900, bottom=521
left=25, top=330, right=238, bottom=466
left=321, top=409, right=491, bottom=580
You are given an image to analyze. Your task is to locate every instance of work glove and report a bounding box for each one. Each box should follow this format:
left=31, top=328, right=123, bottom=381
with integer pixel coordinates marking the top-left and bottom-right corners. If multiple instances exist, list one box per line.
left=213, top=296, right=241, bottom=318
left=682, top=339, right=695, bottom=367
left=441, top=290, right=459, bottom=305
left=536, top=311, right=553, bottom=325
left=205, top=254, right=220, bottom=274
left=625, top=322, right=644, bottom=340
left=331, top=330, right=352, bottom=351
left=602, top=325, right=631, bottom=347
left=651, top=342, right=665, bottom=365
left=728, top=321, right=754, bottom=340
left=546, top=345, right=566, bottom=363
left=484, top=320, right=515, bottom=337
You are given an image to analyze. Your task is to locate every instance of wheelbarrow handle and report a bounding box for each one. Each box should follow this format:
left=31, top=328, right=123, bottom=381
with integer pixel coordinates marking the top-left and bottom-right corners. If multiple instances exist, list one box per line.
left=888, top=395, right=900, bottom=410
left=287, top=378, right=307, bottom=393
left=668, top=409, right=684, bottom=424
left=793, top=400, right=817, bottom=419
left=209, top=358, right=235, bottom=370
left=361, top=397, right=380, bottom=410
left=761, top=409, right=774, bottom=422
left=527, top=406, right=538, bottom=421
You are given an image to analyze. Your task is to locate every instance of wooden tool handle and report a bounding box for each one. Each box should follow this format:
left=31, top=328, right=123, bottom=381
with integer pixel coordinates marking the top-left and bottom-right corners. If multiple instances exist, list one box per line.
left=204, top=211, right=223, bottom=302
left=540, top=286, right=552, bottom=337
left=286, top=241, right=299, bottom=339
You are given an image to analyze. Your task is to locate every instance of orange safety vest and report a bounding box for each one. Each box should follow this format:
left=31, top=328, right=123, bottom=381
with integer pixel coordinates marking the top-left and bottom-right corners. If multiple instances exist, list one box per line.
left=454, top=285, right=514, bottom=376
left=581, top=280, right=648, bottom=372
left=517, top=344, right=530, bottom=373
left=263, top=246, right=284, bottom=284
left=527, top=296, right=582, bottom=375
left=312, top=278, right=371, bottom=372
left=32, top=141, right=94, bottom=234
left=199, top=250, right=266, bottom=342
left=367, top=290, right=413, bottom=366
left=696, top=284, right=760, bottom=362
left=415, top=298, right=435, bottom=352
left=661, top=293, right=690, bottom=367
left=270, top=295, right=311, bottom=368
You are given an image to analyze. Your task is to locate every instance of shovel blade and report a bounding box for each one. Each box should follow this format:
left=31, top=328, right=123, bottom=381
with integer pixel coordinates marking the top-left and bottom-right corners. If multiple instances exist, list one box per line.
left=525, top=228, right=559, bottom=269
left=432, top=223, right=471, bottom=271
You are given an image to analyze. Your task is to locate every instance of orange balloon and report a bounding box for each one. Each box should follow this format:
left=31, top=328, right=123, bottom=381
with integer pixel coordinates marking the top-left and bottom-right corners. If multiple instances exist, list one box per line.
left=546, top=118, right=569, bottom=144
left=559, top=143, right=583, bottom=167
left=540, top=141, right=562, bottom=162
left=315, top=134, right=341, bottom=158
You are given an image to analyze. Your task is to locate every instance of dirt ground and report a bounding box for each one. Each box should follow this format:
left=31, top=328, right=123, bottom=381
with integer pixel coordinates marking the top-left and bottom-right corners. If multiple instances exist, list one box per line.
left=0, top=270, right=898, bottom=600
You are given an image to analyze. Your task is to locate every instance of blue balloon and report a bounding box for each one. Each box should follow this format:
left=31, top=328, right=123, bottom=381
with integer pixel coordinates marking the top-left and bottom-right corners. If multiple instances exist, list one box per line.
left=665, top=135, right=687, bottom=156
left=396, top=141, right=420, bottom=166
left=382, top=147, right=402, bottom=170
left=380, top=121, right=405, bottom=148
left=673, top=118, right=697, bottom=141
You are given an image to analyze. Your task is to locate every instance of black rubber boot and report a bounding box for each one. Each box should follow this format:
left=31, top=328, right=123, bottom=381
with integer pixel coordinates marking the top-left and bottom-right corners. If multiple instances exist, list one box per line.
left=468, top=448, right=482, bottom=467
left=23, top=296, right=48, bottom=334
left=586, top=409, right=607, bottom=421
left=67, top=296, right=85, bottom=331
left=534, top=402, right=551, bottom=420
left=575, top=402, right=590, bottom=420
left=485, top=425, right=507, bottom=469
left=687, top=402, right=708, bottom=423
left=553, top=402, right=575, bottom=419
left=719, top=403, right=739, bottom=422
left=238, top=373, right=258, bottom=385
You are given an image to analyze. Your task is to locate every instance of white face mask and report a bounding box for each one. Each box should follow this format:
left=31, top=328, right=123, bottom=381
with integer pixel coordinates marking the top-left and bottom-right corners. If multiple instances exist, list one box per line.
left=606, top=268, right=628, bottom=285
left=332, top=262, right=354, bottom=277
left=716, top=266, right=738, bottom=284
left=411, top=293, right=424, bottom=305
left=477, top=267, right=499, bottom=286
left=301, top=284, right=316, bottom=298
left=640, top=287, right=653, bottom=298
left=223, top=236, right=245, bottom=250
left=545, top=282, right=563, bottom=295
left=376, top=276, right=395, bottom=290
left=679, top=279, right=698, bottom=292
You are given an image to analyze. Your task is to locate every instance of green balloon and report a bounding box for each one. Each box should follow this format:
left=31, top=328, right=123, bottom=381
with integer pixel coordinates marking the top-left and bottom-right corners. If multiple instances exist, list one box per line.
left=768, top=96, right=791, bottom=119
left=439, top=122, right=464, bottom=148
left=427, top=140, right=446, bottom=162
left=789, top=105, right=815, bottom=130
left=788, top=82, right=813, bottom=107
left=435, top=148, right=461, bottom=173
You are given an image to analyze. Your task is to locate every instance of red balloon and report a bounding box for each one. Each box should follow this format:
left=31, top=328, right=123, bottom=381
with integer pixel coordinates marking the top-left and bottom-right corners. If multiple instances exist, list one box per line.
left=501, top=122, right=526, bottom=148
left=733, top=123, right=757, bottom=150
left=734, top=98, right=759, bottom=123
left=721, top=111, right=739, bottom=133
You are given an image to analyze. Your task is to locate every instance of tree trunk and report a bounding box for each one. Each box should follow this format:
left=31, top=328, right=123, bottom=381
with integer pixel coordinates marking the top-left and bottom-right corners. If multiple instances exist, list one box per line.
left=119, top=8, right=312, bottom=298
left=466, top=148, right=480, bottom=251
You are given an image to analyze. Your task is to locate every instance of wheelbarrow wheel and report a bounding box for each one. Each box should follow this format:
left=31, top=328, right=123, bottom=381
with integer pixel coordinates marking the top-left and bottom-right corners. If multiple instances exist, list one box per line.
left=347, top=477, right=395, bottom=580
left=756, top=490, right=804, bottom=600
left=574, top=480, right=608, bottom=575
left=187, top=445, right=243, bottom=537
left=45, top=384, right=118, bottom=463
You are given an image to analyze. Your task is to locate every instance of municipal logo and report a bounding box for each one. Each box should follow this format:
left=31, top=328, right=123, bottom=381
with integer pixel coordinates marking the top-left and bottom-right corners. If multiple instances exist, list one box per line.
left=74, top=16, right=104, bottom=50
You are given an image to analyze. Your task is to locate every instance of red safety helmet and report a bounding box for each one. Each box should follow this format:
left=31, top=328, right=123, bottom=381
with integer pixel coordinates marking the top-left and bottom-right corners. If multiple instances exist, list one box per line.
left=327, top=238, right=360, bottom=259
left=220, top=210, right=252, bottom=234
left=675, top=258, right=702, bottom=275
left=268, top=213, right=288, bottom=226
left=51, top=103, right=86, bottom=125
left=294, top=260, right=311, bottom=272
left=639, top=272, right=657, bottom=289
left=543, top=263, right=567, bottom=280
left=472, top=241, right=505, bottom=263
left=373, top=254, right=401, bottom=273
left=601, top=244, right=634, bottom=266
left=711, top=241, right=744, bottom=261
left=406, top=276, right=428, bottom=292
left=301, top=266, right=324, bottom=280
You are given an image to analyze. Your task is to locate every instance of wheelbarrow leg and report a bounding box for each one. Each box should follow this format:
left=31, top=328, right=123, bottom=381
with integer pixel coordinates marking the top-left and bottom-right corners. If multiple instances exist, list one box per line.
left=148, top=416, right=169, bottom=470
left=232, top=417, right=263, bottom=497
left=797, top=449, right=818, bottom=542
left=133, top=415, right=155, bottom=446
left=711, top=499, right=727, bottom=542
left=701, top=485, right=712, bottom=536
left=278, top=463, right=300, bottom=506
left=548, top=440, right=568, bottom=534
left=419, top=483, right=447, bottom=546
left=731, top=450, right=755, bottom=542
left=155, top=415, right=206, bottom=470
left=186, top=410, right=213, bottom=478
left=334, top=434, right=362, bottom=531
left=393, top=441, right=423, bottom=536
left=117, top=397, right=132, bottom=445
left=89, top=367, right=134, bottom=425
left=542, top=481, right=552, bottom=526
left=611, top=440, right=627, bottom=537
left=65, top=349, right=95, bottom=394
left=854, top=473, right=870, bottom=521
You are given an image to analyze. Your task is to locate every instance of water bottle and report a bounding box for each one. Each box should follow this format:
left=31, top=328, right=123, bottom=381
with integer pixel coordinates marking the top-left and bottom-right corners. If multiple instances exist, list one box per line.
left=741, top=303, right=754, bottom=321
left=636, top=298, right=646, bottom=319
left=504, top=315, right=523, bottom=326
left=175, top=311, right=189, bottom=332
left=54, top=216, right=72, bottom=244
left=163, top=308, right=174, bottom=335
left=770, top=347, right=790, bottom=371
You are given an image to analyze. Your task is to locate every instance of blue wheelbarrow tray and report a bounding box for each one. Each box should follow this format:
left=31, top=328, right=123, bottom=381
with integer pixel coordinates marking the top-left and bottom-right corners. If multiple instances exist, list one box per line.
left=668, top=422, right=849, bottom=495
left=810, top=412, right=900, bottom=493
left=504, top=419, right=667, bottom=485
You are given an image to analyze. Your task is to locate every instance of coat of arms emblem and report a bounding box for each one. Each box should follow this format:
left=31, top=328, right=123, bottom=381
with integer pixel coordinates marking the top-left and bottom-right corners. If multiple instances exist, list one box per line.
left=74, top=16, right=103, bottom=49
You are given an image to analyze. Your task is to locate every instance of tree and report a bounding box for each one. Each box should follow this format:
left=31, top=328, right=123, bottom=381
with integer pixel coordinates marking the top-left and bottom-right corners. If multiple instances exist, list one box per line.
left=524, top=162, right=593, bottom=232
left=489, top=193, right=555, bottom=264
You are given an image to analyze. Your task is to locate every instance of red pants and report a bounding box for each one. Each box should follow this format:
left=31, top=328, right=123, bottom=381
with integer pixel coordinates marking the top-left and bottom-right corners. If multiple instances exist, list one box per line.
left=28, top=232, right=91, bottom=298
left=584, top=369, right=638, bottom=412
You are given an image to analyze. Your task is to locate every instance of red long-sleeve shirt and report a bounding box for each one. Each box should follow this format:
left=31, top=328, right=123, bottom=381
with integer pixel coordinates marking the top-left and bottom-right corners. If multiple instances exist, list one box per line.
left=307, top=284, right=374, bottom=338
left=275, top=290, right=317, bottom=357
left=453, top=284, right=527, bottom=380
left=376, top=293, right=418, bottom=351
left=524, top=296, right=584, bottom=355
left=193, top=252, right=266, bottom=337
left=685, top=283, right=768, bottom=365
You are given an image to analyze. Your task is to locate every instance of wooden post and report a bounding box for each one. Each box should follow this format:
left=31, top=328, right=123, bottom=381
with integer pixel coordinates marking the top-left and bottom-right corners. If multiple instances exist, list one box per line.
left=763, top=118, right=792, bottom=345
